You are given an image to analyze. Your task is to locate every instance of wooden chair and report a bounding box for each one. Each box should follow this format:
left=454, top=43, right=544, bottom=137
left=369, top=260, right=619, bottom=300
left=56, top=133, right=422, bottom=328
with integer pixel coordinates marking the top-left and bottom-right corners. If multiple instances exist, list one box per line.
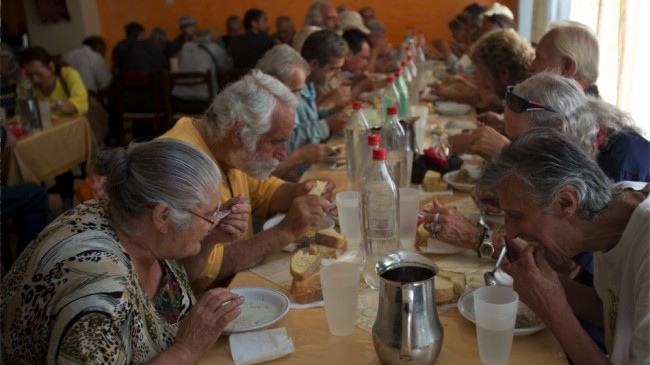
left=216, top=68, right=250, bottom=91
left=168, top=70, right=214, bottom=119
left=111, top=70, right=172, bottom=145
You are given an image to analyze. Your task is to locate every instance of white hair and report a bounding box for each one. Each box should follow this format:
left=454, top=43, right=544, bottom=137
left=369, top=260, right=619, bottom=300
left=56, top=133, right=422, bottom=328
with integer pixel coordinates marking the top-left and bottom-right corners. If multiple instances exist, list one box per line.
left=547, top=21, right=599, bottom=85
left=203, top=70, right=297, bottom=144
left=257, top=44, right=311, bottom=82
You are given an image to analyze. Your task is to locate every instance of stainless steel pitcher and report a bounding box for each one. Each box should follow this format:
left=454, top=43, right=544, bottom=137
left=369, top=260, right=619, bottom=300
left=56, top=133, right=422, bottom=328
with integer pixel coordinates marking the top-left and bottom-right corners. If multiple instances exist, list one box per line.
left=372, top=251, right=444, bottom=365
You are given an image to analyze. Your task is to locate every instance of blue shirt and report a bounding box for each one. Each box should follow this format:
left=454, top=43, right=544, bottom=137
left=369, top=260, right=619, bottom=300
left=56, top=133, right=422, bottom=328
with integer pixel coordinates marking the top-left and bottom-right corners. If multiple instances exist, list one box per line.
left=598, top=131, right=650, bottom=183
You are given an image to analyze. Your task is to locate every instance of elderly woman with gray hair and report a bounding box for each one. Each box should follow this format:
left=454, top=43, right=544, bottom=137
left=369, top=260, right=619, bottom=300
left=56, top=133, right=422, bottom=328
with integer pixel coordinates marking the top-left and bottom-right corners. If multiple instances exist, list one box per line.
left=2, top=139, right=250, bottom=364
left=477, top=128, right=649, bottom=364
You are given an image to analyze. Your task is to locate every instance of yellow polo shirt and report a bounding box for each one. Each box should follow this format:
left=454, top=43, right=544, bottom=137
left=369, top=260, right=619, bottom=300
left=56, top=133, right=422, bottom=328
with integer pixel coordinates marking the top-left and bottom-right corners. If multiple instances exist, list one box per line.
left=160, top=117, right=285, bottom=293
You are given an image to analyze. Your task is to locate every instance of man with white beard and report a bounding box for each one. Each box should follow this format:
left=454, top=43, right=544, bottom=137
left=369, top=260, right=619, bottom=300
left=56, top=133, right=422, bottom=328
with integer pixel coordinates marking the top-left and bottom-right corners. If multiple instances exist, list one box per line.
left=161, top=70, right=334, bottom=293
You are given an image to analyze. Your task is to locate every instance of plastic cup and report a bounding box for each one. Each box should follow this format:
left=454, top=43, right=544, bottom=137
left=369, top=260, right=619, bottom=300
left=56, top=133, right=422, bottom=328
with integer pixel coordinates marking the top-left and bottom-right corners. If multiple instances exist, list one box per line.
left=398, top=188, right=420, bottom=250
left=320, top=261, right=362, bottom=336
left=336, top=191, right=361, bottom=249
left=38, top=100, right=51, bottom=129
left=474, top=286, right=519, bottom=365
left=409, top=105, right=428, bottom=151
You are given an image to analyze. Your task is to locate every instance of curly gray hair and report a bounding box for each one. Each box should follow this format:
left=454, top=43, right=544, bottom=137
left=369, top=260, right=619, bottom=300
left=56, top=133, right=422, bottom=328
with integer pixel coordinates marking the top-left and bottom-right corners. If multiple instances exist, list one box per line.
left=202, top=69, right=298, bottom=144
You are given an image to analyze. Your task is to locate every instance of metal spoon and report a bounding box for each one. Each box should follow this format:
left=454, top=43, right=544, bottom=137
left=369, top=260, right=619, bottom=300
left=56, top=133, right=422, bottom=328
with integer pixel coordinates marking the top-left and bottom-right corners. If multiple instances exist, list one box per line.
left=484, top=246, right=507, bottom=286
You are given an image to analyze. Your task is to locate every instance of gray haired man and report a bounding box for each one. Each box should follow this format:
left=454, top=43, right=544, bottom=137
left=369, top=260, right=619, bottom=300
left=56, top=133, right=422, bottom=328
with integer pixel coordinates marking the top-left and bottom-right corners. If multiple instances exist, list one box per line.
left=161, top=70, right=334, bottom=292
left=477, top=128, right=649, bottom=364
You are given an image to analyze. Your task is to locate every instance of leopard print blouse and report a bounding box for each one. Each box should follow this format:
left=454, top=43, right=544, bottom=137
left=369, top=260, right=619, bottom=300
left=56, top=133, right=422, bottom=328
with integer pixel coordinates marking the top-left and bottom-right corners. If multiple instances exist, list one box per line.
left=2, top=200, right=195, bottom=364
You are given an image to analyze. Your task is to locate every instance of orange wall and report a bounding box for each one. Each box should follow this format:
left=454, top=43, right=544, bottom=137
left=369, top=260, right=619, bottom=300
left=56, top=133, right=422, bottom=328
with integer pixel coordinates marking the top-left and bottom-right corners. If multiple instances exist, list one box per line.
left=97, top=0, right=514, bottom=63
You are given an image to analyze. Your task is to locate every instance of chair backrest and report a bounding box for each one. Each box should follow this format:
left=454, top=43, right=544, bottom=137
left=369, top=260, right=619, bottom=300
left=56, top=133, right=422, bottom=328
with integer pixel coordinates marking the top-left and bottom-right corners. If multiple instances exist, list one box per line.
left=169, top=70, right=214, bottom=101
left=216, top=68, right=250, bottom=92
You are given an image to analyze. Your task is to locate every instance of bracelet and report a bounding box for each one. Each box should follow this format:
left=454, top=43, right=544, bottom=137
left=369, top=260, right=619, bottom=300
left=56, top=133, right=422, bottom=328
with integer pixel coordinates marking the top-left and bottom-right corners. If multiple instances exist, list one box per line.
left=473, top=226, right=487, bottom=253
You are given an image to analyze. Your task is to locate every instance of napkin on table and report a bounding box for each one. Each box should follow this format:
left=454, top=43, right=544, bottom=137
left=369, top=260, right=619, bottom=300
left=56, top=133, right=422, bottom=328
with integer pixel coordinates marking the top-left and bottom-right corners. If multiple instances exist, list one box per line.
left=229, top=327, right=295, bottom=365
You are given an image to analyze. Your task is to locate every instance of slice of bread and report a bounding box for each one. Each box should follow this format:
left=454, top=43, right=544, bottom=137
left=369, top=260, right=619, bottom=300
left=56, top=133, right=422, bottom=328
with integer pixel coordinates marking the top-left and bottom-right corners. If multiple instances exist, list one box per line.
left=290, top=273, right=323, bottom=304
left=309, top=180, right=327, bottom=196
left=416, top=224, right=430, bottom=250
left=290, top=250, right=321, bottom=281
left=437, top=269, right=466, bottom=295
left=434, top=275, right=455, bottom=304
left=315, top=228, right=347, bottom=249
left=309, top=240, right=348, bottom=259
left=423, top=170, right=441, bottom=185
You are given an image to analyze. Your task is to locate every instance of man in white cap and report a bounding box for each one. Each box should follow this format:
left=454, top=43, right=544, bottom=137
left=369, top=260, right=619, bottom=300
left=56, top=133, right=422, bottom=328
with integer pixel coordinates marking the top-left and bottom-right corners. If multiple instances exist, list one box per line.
left=171, top=14, right=198, bottom=57
left=338, top=10, right=371, bottom=34
left=480, top=2, right=516, bottom=33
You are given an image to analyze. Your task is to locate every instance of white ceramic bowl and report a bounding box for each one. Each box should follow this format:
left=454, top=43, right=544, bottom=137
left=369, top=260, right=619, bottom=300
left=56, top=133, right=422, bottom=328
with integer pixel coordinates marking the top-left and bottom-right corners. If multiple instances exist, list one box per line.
left=435, top=101, right=472, bottom=116
left=443, top=170, right=476, bottom=192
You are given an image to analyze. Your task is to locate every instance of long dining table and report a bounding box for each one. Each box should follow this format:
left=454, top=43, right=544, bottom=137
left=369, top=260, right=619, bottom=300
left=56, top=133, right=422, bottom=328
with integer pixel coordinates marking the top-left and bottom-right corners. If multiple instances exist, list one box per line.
left=198, top=107, right=568, bottom=364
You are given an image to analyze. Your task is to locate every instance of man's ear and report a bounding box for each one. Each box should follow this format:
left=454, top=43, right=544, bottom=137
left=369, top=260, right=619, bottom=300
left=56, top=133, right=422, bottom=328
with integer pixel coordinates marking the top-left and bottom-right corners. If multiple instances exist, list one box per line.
left=152, top=203, right=170, bottom=234
left=308, top=58, right=320, bottom=72
left=562, top=57, right=577, bottom=77
left=230, top=122, right=244, bottom=148
left=556, top=185, right=579, bottom=217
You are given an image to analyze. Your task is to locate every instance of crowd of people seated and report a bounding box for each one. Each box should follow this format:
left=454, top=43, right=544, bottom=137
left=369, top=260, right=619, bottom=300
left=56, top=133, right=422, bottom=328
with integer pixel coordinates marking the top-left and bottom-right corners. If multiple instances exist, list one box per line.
left=1, top=1, right=648, bottom=364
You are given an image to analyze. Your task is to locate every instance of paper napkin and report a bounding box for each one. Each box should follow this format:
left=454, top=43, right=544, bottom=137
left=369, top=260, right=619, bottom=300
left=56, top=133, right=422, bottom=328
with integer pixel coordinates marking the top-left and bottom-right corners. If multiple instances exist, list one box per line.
left=229, top=327, right=295, bottom=365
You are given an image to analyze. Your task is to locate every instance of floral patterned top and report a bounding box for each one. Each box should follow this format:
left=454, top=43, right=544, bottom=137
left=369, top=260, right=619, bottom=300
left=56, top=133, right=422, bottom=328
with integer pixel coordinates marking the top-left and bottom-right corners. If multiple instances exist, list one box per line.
left=2, top=200, right=196, bottom=364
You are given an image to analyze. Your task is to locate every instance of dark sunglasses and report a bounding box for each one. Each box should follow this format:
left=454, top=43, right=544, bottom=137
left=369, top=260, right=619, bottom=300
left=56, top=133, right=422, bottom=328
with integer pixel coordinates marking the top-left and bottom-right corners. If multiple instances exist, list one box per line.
left=505, top=86, right=560, bottom=114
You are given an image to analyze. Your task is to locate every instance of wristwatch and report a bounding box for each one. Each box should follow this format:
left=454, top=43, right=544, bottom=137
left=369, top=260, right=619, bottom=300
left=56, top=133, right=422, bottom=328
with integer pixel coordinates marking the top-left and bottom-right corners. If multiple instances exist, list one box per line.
left=476, top=224, right=495, bottom=258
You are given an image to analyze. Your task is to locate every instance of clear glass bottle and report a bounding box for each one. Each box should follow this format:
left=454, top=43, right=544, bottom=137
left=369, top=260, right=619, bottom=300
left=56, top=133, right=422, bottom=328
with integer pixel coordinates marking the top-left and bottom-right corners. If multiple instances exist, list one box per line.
left=360, top=147, right=400, bottom=290
left=393, top=68, right=410, bottom=119
left=16, top=69, right=42, bottom=132
left=345, top=100, right=371, bottom=191
left=380, top=76, right=400, bottom=124
left=379, top=106, right=408, bottom=187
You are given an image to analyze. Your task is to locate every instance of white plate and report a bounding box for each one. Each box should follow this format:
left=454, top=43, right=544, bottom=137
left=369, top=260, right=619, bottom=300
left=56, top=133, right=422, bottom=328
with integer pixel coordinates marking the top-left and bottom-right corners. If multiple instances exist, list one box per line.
left=223, top=287, right=290, bottom=334
left=445, top=120, right=476, bottom=130
left=443, top=171, right=475, bottom=192
left=457, top=289, right=546, bottom=336
left=435, top=101, right=471, bottom=116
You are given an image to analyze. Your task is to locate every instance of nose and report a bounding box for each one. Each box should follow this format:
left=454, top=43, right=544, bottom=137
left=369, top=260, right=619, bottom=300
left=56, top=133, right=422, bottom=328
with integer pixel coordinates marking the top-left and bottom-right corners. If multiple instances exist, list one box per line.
left=274, top=143, right=287, bottom=161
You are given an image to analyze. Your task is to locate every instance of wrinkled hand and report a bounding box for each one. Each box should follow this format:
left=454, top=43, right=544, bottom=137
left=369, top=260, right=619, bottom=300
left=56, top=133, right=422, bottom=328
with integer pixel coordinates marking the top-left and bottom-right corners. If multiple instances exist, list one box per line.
left=173, top=287, right=243, bottom=359
left=423, top=199, right=481, bottom=249
left=504, top=245, right=571, bottom=325
left=331, top=86, right=352, bottom=107
left=296, top=143, right=332, bottom=164
left=469, top=126, right=510, bottom=160
left=476, top=111, right=505, bottom=133
left=326, top=111, right=349, bottom=132
left=204, top=194, right=250, bottom=243
left=447, top=132, right=472, bottom=156
left=278, top=194, right=330, bottom=239
left=303, top=178, right=336, bottom=200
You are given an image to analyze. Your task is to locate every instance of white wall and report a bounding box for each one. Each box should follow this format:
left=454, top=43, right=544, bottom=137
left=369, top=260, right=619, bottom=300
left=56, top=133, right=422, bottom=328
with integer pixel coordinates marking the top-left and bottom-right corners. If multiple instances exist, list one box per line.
left=23, top=0, right=100, bottom=55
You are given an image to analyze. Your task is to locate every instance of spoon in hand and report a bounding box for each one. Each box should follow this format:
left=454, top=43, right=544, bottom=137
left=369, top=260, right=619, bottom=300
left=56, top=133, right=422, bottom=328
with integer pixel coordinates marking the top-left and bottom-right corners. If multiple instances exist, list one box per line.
left=484, top=245, right=507, bottom=286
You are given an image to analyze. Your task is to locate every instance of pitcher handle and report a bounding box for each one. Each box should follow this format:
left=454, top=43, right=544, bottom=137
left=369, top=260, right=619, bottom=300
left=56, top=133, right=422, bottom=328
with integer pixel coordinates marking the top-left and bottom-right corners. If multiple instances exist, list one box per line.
left=399, top=288, right=414, bottom=364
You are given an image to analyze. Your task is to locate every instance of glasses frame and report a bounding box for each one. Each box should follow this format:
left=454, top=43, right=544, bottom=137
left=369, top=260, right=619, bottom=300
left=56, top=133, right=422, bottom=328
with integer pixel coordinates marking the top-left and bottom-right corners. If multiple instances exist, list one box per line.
left=505, top=85, right=560, bottom=114
left=187, top=208, right=222, bottom=231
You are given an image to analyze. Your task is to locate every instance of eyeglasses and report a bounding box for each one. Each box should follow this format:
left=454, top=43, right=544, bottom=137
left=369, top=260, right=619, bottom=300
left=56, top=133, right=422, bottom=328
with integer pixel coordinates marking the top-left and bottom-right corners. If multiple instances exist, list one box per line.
left=505, top=86, right=560, bottom=114
left=187, top=207, right=223, bottom=231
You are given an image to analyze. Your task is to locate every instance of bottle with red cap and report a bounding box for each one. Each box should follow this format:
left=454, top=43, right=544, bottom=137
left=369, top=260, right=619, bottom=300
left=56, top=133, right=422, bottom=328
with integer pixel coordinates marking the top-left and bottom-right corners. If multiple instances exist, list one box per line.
left=360, top=147, right=399, bottom=290
left=379, top=105, right=408, bottom=187
left=344, top=100, right=370, bottom=190
left=393, top=67, right=410, bottom=119
left=380, top=75, right=400, bottom=124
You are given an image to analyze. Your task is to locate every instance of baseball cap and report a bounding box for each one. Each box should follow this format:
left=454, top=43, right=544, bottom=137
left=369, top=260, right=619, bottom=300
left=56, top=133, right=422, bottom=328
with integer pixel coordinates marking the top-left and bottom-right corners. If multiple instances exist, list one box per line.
left=338, top=10, right=371, bottom=34
left=179, top=15, right=197, bottom=26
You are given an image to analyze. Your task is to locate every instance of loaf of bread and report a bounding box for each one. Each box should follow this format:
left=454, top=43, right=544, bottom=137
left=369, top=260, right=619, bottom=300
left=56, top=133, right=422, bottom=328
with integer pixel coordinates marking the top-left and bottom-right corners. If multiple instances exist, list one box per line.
left=290, top=273, right=323, bottom=304
left=314, top=228, right=347, bottom=249
left=290, top=250, right=321, bottom=281
left=434, top=276, right=455, bottom=303
left=309, top=240, right=348, bottom=259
